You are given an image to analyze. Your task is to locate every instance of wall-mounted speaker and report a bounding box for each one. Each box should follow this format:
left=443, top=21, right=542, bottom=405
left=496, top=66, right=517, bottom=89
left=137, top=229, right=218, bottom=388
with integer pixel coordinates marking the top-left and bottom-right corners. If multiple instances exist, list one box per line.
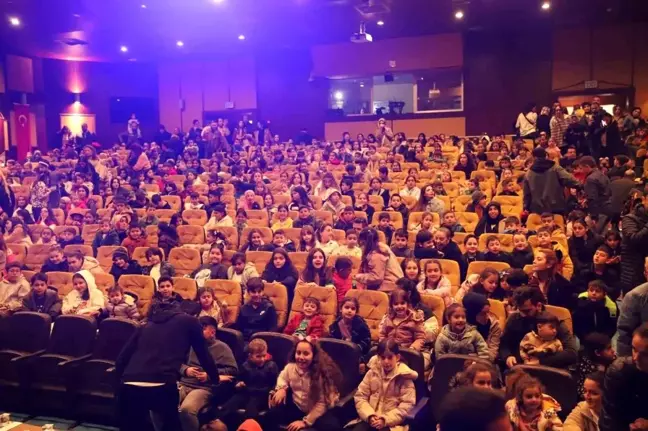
left=384, top=73, right=394, bottom=82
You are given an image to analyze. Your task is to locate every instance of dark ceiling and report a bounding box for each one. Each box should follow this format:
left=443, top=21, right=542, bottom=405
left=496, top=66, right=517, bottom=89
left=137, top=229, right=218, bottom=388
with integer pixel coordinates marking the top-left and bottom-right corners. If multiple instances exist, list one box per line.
left=0, top=0, right=647, bottom=62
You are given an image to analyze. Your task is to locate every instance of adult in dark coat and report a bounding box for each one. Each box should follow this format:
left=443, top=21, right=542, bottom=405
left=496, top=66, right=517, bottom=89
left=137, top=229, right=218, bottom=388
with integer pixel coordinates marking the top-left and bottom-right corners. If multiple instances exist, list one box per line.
left=620, top=193, right=648, bottom=294
left=523, top=147, right=581, bottom=215
left=0, top=172, right=16, bottom=217
left=578, top=156, right=613, bottom=233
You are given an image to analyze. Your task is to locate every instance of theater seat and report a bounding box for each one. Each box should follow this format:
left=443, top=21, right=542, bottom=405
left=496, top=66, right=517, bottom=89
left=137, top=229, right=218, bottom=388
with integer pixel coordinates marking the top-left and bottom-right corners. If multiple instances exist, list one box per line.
left=145, top=225, right=159, bottom=247
left=178, top=225, right=206, bottom=245
left=94, top=273, right=116, bottom=296
left=245, top=251, right=272, bottom=275
left=290, top=252, right=309, bottom=273
left=172, top=277, right=198, bottom=300
left=182, top=210, right=208, bottom=226
left=488, top=299, right=507, bottom=330
left=211, top=227, right=238, bottom=250
left=24, top=244, right=52, bottom=271
left=251, top=332, right=296, bottom=371
left=478, top=234, right=514, bottom=253
left=345, top=289, right=388, bottom=342
left=168, top=248, right=202, bottom=276
left=466, top=261, right=510, bottom=277
left=419, top=294, right=445, bottom=329
left=514, top=364, right=578, bottom=418
left=371, top=210, right=403, bottom=230
left=81, top=224, right=101, bottom=247
left=289, top=285, right=337, bottom=334
left=262, top=282, right=288, bottom=329
left=63, top=244, right=94, bottom=258
left=545, top=305, right=573, bottom=334
left=118, top=275, right=155, bottom=316
left=204, top=280, right=242, bottom=326
left=162, top=196, right=181, bottom=212
left=317, top=338, right=361, bottom=400
left=47, top=272, right=74, bottom=298
left=6, top=243, right=27, bottom=263
left=246, top=210, right=269, bottom=228
left=455, top=212, right=479, bottom=233
left=154, top=209, right=176, bottom=224
left=217, top=328, right=245, bottom=364
left=131, top=247, right=150, bottom=266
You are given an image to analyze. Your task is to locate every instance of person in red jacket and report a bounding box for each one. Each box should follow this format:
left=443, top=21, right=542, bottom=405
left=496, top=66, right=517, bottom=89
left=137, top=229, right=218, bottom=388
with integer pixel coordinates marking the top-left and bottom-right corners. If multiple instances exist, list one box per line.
left=283, top=296, right=324, bottom=341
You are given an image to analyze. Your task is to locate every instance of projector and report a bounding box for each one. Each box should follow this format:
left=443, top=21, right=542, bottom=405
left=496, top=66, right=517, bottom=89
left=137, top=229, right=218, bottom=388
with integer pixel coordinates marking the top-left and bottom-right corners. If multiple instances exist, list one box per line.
left=351, top=22, right=373, bottom=44
left=351, top=32, right=373, bottom=43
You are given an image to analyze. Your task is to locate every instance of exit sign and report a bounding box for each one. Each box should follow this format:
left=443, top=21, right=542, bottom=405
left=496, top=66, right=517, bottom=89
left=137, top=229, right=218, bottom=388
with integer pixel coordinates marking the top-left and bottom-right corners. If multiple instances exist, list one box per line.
left=584, top=80, right=598, bottom=89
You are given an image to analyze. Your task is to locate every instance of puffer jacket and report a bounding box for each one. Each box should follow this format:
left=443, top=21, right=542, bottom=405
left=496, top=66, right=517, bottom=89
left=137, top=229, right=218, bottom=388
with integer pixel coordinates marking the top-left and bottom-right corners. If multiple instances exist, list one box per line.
left=434, top=324, right=490, bottom=360
left=616, top=282, right=648, bottom=356
left=349, top=359, right=417, bottom=431
left=226, top=262, right=259, bottom=294
left=599, top=357, right=648, bottom=431
left=378, top=309, right=425, bottom=350
left=523, top=158, right=581, bottom=214
left=355, top=243, right=404, bottom=293
left=620, top=206, right=648, bottom=293
left=564, top=401, right=598, bottom=431
left=81, top=256, right=106, bottom=275
left=103, top=293, right=141, bottom=321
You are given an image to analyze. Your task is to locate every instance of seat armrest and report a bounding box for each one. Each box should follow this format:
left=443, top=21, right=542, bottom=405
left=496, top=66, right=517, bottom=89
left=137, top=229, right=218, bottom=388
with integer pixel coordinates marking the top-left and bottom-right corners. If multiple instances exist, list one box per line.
left=405, top=396, right=429, bottom=422
left=336, top=389, right=358, bottom=407
left=106, top=367, right=116, bottom=374
left=10, top=349, right=46, bottom=363
left=59, top=354, right=93, bottom=368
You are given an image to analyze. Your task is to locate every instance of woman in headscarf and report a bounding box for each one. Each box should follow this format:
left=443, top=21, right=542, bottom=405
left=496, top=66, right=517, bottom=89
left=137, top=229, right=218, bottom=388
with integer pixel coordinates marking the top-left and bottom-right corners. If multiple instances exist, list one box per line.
left=462, top=292, right=502, bottom=363
left=474, top=202, right=505, bottom=236
left=62, top=270, right=104, bottom=317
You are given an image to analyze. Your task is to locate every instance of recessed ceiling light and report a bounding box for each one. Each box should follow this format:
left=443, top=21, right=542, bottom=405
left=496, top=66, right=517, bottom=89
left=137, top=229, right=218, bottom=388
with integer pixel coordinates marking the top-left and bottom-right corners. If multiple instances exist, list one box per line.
left=213, top=0, right=225, bottom=3
left=541, top=1, right=551, bottom=10
left=377, top=20, right=384, bottom=26
left=8, top=16, right=20, bottom=27
left=120, top=46, right=128, bottom=53
left=238, top=34, right=245, bottom=40
left=176, top=40, right=184, bottom=47
left=454, top=10, right=464, bottom=20
left=141, top=4, right=147, bottom=8
left=360, top=82, right=365, bottom=87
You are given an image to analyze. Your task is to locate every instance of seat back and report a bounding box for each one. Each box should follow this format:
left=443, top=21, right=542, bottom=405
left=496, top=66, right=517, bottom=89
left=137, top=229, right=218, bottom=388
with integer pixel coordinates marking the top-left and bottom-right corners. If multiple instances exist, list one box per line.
left=514, top=364, right=578, bottom=415
left=171, top=277, right=198, bottom=300
left=94, top=273, right=116, bottom=296
left=289, top=285, right=337, bottom=333
left=94, top=318, right=139, bottom=361
left=345, top=290, right=389, bottom=341
left=217, top=327, right=245, bottom=364
left=81, top=224, right=101, bottom=247
left=6, top=243, right=27, bottom=263
left=419, top=294, right=445, bottom=328
left=290, top=252, right=309, bottom=273
left=454, top=212, right=479, bottom=233
left=399, top=348, right=427, bottom=398
left=49, top=315, right=97, bottom=357
left=488, top=299, right=507, bottom=330
left=251, top=332, right=296, bottom=371
left=245, top=251, right=273, bottom=275
left=371, top=211, right=403, bottom=230
left=246, top=210, right=269, bottom=227
left=161, top=196, right=181, bottom=211
left=318, top=338, right=361, bottom=399
left=47, top=272, right=74, bottom=298
left=2, top=312, right=51, bottom=353
left=146, top=225, right=160, bottom=247
left=177, top=225, right=206, bottom=245
left=263, top=282, right=289, bottom=329
left=118, top=275, right=156, bottom=316
left=25, top=244, right=52, bottom=270
left=168, top=248, right=202, bottom=276
left=63, top=244, right=94, bottom=258
left=212, top=227, right=239, bottom=250
left=545, top=305, right=573, bottom=334
left=204, top=280, right=242, bottom=325
left=182, top=210, right=208, bottom=226
left=97, top=246, right=122, bottom=272
left=466, top=261, right=511, bottom=277
left=429, top=354, right=491, bottom=416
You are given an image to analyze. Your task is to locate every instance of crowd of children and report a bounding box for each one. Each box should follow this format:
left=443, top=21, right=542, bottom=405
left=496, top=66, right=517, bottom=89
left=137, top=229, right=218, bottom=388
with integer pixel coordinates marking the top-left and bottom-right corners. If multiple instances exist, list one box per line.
left=0, top=104, right=647, bottom=431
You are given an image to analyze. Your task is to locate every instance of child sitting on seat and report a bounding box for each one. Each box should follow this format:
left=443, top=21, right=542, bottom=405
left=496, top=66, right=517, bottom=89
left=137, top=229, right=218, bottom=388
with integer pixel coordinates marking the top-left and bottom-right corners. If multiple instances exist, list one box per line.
left=40, top=245, right=70, bottom=272
left=103, top=285, right=141, bottom=321
left=235, top=278, right=277, bottom=340
left=271, top=204, right=293, bottom=231
left=573, top=333, right=616, bottom=400
left=376, top=212, right=395, bottom=245
left=331, top=257, right=353, bottom=304
left=58, top=226, right=83, bottom=248
left=511, top=233, right=534, bottom=269
left=505, top=370, right=563, bottom=431
left=456, top=267, right=502, bottom=302
left=536, top=226, right=573, bottom=280
left=21, top=272, right=61, bottom=319
left=390, top=229, right=413, bottom=258
left=0, top=262, right=31, bottom=316
left=441, top=211, right=466, bottom=233
left=453, top=361, right=497, bottom=390
left=435, top=304, right=490, bottom=360
left=482, top=235, right=512, bottom=265
left=329, top=297, right=371, bottom=356
left=379, top=289, right=425, bottom=353
left=121, top=225, right=148, bottom=257
left=184, top=192, right=205, bottom=211
left=190, top=243, right=229, bottom=287
left=349, top=340, right=416, bottom=431
left=410, top=211, right=436, bottom=234
left=37, top=227, right=57, bottom=245
left=416, top=259, right=453, bottom=307
left=196, top=286, right=227, bottom=327
left=462, top=234, right=484, bottom=266
left=62, top=270, right=104, bottom=317
left=283, top=296, right=324, bottom=341
left=573, top=280, right=618, bottom=340
left=332, top=229, right=362, bottom=258
left=519, top=311, right=563, bottom=365
left=218, top=338, right=279, bottom=423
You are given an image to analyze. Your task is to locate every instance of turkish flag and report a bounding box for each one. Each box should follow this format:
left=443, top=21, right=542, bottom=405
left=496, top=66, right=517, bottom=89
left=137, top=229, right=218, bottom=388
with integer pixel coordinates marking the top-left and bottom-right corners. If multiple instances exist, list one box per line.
left=13, top=104, right=30, bottom=161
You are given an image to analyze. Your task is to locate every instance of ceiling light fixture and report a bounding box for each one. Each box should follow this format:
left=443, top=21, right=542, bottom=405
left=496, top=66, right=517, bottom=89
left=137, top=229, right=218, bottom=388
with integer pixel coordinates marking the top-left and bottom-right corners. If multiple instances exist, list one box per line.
left=176, top=40, right=184, bottom=47
left=8, top=16, right=20, bottom=26
left=541, top=1, right=551, bottom=10
left=213, top=0, right=225, bottom=3
left=141, top=4, right=147, bottom=8
left=120, top=46, right=128, bottom=53
left=454, top=10, right=464, bottom=20
left=334, top=91, right=344, bottom=101
left=360, top=82, right=365, bottom=88
left=238, top=34, right=245, bottom=40
left=377, top=20, right=384, bottom=26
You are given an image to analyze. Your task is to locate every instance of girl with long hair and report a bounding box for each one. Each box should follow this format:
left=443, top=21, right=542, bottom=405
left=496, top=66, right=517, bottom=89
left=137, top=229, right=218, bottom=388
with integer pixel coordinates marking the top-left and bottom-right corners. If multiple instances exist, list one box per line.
left=355, top=228, right=404, bottom=292
left=289, top=186, right=313, bottom=211
left=529, top=248, right=574, bottom=309
left=299, top=248, right=333, bottom=287
left=261, top=248, right=299, bottom=303
left=298, top=225, right=317, bottom=252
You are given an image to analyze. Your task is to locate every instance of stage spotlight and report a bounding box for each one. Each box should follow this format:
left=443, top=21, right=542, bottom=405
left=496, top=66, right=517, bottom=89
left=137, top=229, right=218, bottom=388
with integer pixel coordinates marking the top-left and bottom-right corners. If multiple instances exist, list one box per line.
left=334, top=91, right=344, bottom=101
left=176, top=40, right=184, bottom=47
left=377, top=20, right=384, bottom=26
left=120, top=46, right=128, bottom=53
left=238, top=34, right=245, bottom=40
left=9, top=16, right=21, bottom=27
left=141, top=4, right=147, bottom=8
left=454, top=10, right=464, bottom=20
left=541, top=2, right=551, bottom=10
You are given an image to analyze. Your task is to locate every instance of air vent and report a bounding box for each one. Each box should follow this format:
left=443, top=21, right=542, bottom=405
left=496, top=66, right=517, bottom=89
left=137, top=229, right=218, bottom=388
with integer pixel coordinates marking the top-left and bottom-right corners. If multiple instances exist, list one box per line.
left=58, top=37, right=88, bottom=46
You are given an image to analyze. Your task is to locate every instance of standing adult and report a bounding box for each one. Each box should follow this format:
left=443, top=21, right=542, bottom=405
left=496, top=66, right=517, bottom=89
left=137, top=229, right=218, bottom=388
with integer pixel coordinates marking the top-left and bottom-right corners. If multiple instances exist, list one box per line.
left=374, top=118, right=394, bottom=147
left=549, top=105, right=569, bottom=149
left=437, top=387, right=512, bottom=431
left=515, top=103, right=538, bottom=139
left=620, top=194, right=648, bottom=294
left=578, top=156, right=613, bottom=233
left=30, top=171, right=52, bottom=221
left=0, top=170, right=16, bottom=217
left=115, top=301, right=219, bottom=431
left=600, top=323, right=648, bottom=431
left=616, top=264, right=648, bottom=357
left=523, top=147, right=581, bottom=215
left=201, top=121, right=220, bottom=158
left=354, top=228, right=403, bottom=293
